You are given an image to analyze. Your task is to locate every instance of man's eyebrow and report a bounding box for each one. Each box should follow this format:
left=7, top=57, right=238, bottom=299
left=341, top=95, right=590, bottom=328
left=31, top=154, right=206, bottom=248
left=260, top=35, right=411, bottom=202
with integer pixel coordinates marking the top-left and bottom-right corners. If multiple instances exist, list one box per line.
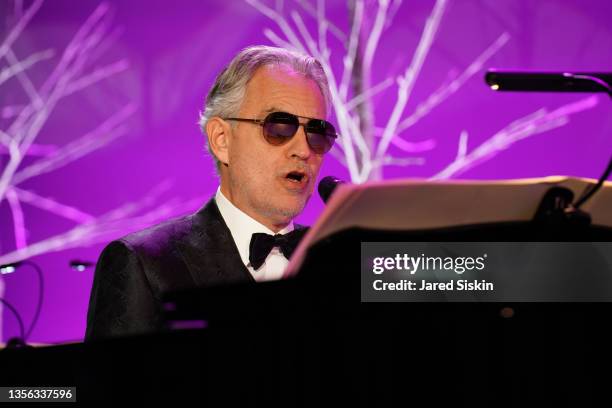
left=262, top=106, right=280, bottom=114
left=260, top=107, right=319, bottom=121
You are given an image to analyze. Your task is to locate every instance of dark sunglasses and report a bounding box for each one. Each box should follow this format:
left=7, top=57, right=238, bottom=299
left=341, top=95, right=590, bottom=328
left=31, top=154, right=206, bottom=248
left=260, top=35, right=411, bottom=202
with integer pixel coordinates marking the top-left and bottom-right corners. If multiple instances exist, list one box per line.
left=224, top=111, right=337, bottom=154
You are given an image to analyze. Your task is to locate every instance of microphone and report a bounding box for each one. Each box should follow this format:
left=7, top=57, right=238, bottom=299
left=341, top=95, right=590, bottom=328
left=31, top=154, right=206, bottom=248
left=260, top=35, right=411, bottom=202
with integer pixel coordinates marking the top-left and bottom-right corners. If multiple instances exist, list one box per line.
left=485, top=71, right=612, bottom=95
left=318, top=176, right=346, bottom=204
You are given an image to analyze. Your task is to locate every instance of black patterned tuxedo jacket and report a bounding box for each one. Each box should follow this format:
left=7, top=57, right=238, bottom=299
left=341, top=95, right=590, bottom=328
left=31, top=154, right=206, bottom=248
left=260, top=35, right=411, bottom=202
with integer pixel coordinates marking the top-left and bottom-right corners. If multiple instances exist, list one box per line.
left=85, top=198, right=307, bottom=341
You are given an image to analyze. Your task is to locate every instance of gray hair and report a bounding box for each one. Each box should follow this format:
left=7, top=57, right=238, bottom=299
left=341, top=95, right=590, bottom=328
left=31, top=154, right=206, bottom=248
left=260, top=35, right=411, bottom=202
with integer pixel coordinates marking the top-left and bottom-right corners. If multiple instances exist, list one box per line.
left=199, top=45, right=331, bottom=170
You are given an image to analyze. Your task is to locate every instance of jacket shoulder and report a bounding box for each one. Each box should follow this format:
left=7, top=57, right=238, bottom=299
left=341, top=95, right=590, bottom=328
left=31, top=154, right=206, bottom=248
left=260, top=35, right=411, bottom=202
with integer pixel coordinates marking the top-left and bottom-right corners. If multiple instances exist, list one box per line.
left=118, top=212, right=198, bottom=257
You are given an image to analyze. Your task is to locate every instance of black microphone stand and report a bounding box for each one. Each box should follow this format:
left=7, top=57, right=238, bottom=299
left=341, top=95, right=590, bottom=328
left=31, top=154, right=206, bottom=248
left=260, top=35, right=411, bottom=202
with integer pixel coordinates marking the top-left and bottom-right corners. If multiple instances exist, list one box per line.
left=486, top=71, right=612, bottom=227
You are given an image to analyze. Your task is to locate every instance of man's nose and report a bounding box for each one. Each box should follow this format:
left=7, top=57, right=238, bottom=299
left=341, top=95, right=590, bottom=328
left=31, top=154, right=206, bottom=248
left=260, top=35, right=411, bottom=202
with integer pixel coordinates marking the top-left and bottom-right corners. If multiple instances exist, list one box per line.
left=288, top=125, right=312, bottom=160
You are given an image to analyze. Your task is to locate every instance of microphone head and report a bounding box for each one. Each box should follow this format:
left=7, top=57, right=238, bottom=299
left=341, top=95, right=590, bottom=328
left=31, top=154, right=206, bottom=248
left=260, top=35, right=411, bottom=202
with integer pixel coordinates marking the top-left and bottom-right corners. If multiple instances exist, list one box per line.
left=318, top=176, right=345, bottom=204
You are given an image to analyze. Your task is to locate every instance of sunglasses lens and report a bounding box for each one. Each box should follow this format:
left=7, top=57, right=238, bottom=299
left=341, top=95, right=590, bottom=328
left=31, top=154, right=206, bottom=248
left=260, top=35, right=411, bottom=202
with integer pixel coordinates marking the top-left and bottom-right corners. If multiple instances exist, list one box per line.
left=262, top=112, right=337, bottom=153
left=305, top=120, right=336, bottom=154
left=263, top=112, right=298, bottom=145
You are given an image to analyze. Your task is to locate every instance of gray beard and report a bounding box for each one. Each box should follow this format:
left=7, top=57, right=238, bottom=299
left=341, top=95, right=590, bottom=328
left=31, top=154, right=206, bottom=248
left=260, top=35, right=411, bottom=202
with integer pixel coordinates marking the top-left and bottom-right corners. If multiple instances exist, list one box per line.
left=232, top=178, right=309, bottom=224
left=256, top=195, right=308, bottom=222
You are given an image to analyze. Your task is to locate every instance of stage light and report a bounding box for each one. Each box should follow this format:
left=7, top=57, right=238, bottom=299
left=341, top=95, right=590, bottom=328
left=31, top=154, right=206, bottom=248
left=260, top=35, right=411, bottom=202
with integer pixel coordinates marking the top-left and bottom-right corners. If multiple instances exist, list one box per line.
left=0, top=264, right=17, bottom=274
left=70, top=260, right=95, bottom=272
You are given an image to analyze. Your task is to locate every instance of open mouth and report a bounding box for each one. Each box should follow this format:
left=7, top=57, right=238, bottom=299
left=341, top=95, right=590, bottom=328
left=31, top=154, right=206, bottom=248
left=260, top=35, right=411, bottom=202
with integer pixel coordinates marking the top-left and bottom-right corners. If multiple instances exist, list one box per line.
left=285, top=171, right=307, bottom=184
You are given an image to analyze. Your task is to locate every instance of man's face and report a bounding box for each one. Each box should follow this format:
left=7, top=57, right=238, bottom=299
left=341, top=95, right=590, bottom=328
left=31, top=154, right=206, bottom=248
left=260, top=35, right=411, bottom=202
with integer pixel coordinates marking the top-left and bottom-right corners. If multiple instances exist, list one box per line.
left=221, top=65, right=327, bottom=231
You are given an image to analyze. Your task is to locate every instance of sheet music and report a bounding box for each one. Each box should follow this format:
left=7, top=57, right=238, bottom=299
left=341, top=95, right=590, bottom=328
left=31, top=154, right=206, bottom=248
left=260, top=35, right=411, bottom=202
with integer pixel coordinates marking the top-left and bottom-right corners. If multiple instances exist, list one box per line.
left=285, top=176, right=612, bottom=276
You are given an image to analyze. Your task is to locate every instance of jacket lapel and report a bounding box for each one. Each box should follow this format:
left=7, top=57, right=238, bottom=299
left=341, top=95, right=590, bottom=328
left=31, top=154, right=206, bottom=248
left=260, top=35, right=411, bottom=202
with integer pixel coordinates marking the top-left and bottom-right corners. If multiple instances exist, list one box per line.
left=177, top=198, right=255, bottom=288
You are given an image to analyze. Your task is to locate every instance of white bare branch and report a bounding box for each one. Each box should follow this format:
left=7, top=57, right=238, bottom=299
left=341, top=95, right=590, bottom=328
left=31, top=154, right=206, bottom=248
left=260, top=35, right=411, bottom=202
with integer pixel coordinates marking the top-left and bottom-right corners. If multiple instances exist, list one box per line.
left=396, top=32, right=510, bottom=135
left=12, top=104, right=136, bottom=186
left=0, top=4, right=128, bottom=204
left=0, top=49, right=54, bottom=87
left=346, top=77, right=393, bottom=110
left=0, top=0, right=43, bottom=60
left=0, top=194, right=206, bottom=266
left=63, top=59, right=129, bottom=95
left=456, top=129, right=468, bottom=161
left=11, top=186, right=95, bottom=223
left=291, top=10, right=319, bottom=55
left=5, top=188, right=27, bottom=250
left=5, top=48, right=45, bottom=113
left=375, top=0, right=447, bottom=162
left=431, top=96, right=600, bottom=180
left=246, top=0, right=307, bottom=53
left=295, top=0, right=346, bottom=42
left=263, top=29, right=300, bottom=52
left=362, top=0, right=389, bottom=87
left=339, top=0, right=364, bottom=101
left=373, top=155, right=425, bottom=169
left=0, top=1, right=153, bottom=262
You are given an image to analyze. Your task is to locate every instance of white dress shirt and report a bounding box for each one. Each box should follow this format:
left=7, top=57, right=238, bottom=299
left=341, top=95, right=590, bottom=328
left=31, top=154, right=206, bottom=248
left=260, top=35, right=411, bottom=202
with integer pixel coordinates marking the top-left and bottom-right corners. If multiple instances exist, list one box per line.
left=215, top=188, right=293, bottom=282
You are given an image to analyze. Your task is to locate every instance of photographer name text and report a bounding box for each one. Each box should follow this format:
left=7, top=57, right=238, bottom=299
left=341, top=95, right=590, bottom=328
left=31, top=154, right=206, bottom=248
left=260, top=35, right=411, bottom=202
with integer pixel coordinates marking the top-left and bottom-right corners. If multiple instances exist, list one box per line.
left=372, top=279, right=494, bottom=291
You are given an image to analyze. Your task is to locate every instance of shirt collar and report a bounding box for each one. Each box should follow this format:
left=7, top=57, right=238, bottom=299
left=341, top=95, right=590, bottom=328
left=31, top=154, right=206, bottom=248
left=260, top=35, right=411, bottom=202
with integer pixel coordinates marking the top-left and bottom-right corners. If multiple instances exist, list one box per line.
left=215, top=187, right=294, bottom=267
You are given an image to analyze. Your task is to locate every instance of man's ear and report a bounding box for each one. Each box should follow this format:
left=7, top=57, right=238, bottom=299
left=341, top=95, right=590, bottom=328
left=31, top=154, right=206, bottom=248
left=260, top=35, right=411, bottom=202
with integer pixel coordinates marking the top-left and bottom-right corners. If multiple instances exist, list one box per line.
left=206, top=117, right=230, bottom=165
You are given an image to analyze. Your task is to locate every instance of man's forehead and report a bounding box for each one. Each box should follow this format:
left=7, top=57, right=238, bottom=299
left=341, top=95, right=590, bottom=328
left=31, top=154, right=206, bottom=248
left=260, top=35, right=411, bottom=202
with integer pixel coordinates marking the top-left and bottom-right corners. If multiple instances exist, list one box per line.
left=244, top=67, right=326, bottom=118
left=250, top=66, right=318, bottom=93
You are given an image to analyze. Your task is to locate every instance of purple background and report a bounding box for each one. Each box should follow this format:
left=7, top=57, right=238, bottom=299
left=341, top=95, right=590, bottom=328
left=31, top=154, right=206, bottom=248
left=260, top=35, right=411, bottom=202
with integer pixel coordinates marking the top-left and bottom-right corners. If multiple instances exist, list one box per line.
left=1, top=0, right=611, bottom=343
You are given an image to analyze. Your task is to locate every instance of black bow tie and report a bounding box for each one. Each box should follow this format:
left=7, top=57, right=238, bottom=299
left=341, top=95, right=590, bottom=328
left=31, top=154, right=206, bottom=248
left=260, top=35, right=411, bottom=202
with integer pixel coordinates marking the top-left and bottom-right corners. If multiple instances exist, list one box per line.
left=249, top=229, right=304, bottom=270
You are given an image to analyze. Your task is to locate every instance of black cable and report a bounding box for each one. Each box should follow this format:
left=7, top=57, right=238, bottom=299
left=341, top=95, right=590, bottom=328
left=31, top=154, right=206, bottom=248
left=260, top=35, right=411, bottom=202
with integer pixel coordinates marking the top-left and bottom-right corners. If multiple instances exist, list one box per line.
left=0, top=297, right=25, bottom=341
left=567, top=74, right=612, bottom=210
left=0, top=260, right=44, bottom=342
left=570, top=74, right=612, bottom=99
left=574, top=155, right=612, bottom=209
left=20, top=261, right=44, bottom=341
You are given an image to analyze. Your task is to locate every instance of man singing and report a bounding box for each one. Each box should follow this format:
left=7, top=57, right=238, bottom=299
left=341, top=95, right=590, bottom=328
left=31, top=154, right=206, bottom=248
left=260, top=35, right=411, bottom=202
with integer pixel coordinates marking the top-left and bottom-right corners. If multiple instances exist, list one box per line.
left=85, top=45, right=336, bottom=340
